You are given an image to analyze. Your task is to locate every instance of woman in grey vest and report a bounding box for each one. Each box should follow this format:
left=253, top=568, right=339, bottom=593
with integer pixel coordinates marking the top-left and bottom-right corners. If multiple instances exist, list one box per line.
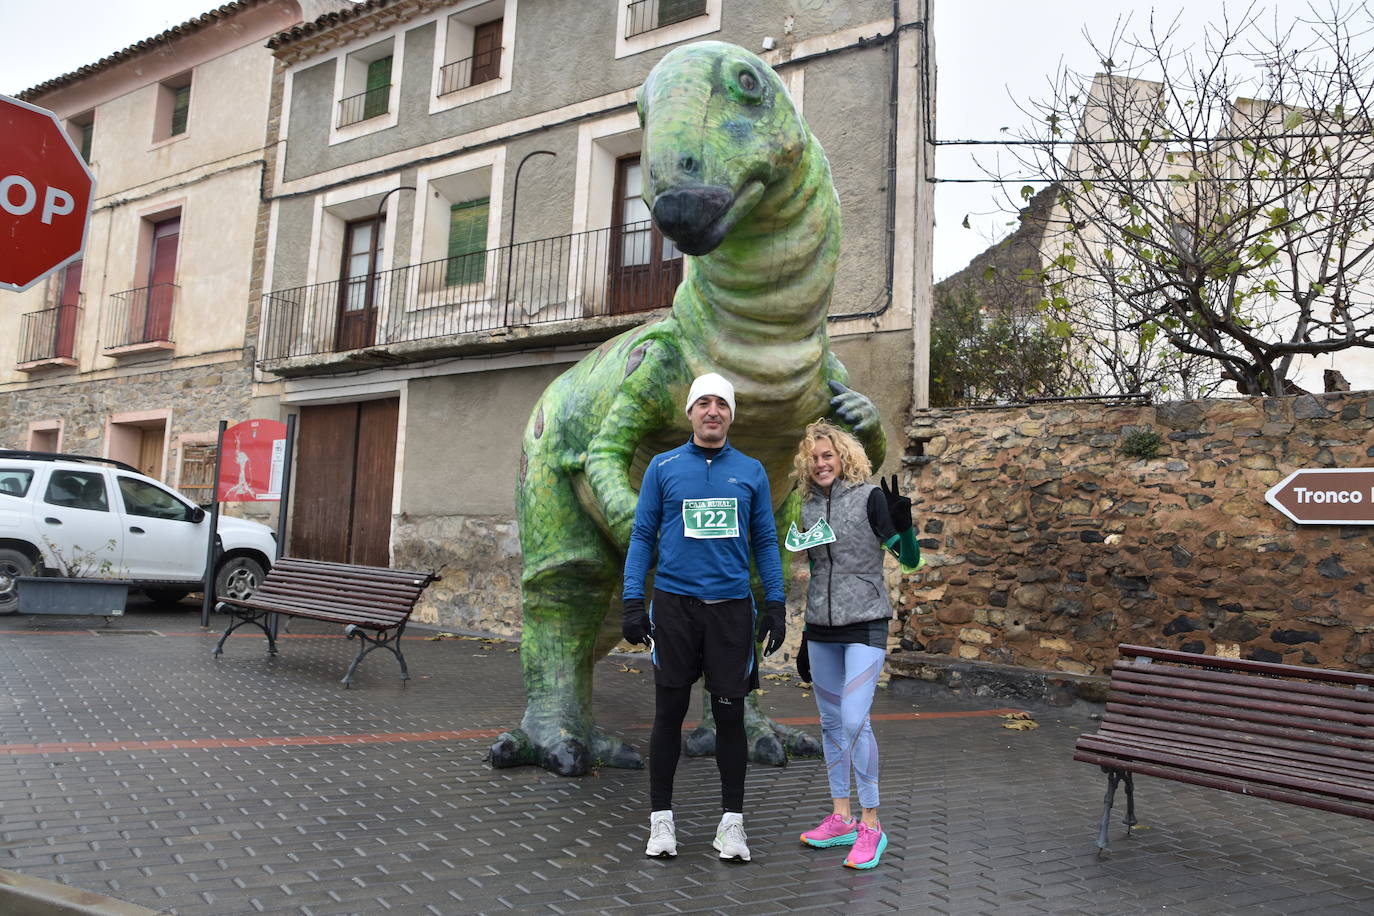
left=786, top=420, right=922, bottom=869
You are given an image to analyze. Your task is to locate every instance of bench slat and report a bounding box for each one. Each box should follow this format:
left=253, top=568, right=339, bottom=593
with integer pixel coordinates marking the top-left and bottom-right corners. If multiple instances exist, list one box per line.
left=1075, top=736, right=1374, bottom=804
left=1118, top=644, right=1374, bottom=688
left=1113, top=664, right=1374, bottom=716
left=1098, top=711, right=1374, bottom=767
left=1086, top=729, right=1374, bottom=789
left=1102, top=689, right=1372, bottom=740
left=1073, top=747, right=1374, bottom=820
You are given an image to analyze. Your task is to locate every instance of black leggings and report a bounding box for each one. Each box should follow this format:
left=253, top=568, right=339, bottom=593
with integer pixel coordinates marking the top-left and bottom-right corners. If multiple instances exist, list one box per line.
left=649, top=685, right=747, bottom=813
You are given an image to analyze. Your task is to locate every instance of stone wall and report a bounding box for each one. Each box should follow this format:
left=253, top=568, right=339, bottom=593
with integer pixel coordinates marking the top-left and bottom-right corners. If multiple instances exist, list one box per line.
left=894, top=393, right=1374, bottom=678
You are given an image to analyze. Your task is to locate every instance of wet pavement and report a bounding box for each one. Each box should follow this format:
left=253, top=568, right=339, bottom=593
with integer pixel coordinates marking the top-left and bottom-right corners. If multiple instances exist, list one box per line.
left=2, top=599, right=1371, bottom=915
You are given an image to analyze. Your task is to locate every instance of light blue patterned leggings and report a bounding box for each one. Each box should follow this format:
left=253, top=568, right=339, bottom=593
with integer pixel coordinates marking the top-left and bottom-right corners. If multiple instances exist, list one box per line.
left=808, top=641, right=885, bottom=809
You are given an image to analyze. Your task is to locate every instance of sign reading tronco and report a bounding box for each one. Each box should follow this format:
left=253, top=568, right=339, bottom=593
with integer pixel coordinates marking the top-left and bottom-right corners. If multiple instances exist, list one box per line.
left=1265, top=468, right=1374, bottom=525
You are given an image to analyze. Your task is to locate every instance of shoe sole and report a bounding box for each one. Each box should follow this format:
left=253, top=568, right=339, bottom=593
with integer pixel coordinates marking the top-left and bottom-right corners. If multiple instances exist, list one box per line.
left=712, top=839, right=750, bottom=862
left=800, top=830, right=858, bottom=848
left=646, top=849, right=678, bottom=858
left=843, top=832, right=888, bottom=869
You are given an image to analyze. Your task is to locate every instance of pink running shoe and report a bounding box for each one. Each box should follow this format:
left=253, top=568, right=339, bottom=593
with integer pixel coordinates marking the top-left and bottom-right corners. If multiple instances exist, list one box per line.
left=800, top=813, right=858, bottom=848
left=843, top=822, right=888, bottom=869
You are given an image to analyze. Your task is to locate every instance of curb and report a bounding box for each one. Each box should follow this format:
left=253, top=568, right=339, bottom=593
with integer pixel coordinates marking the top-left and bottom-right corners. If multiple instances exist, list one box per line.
left=887, top=651, right=1110, bottom=717
left=0, top=869, right=163, bottom=916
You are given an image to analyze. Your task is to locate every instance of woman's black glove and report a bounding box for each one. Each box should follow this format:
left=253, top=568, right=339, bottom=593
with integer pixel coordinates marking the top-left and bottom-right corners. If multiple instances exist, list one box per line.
left=880, top=473, right=912, bottom=532
left=797, top=635, right=811, bottom=683
left=757, top=600, right=786, bottom=656
left=622, top=597, right=650, bottom=646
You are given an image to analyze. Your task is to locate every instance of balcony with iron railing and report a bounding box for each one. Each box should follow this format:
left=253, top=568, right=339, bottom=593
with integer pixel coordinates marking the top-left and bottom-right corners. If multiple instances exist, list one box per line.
left=16, top=303, right=80, bottom=370
left=104, top=283, right=177, bottom=354
left=438, top=47, right=502, bottom=96
left=625, top=0, right=707, bottom=39
left=338, top=84, right=390, bottom=128
left=258, top=221, right=681, bottom=374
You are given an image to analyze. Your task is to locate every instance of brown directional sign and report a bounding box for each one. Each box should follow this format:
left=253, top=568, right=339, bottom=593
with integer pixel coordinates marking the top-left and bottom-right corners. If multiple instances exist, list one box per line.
left=1265, top=468, right=1374, bottom=525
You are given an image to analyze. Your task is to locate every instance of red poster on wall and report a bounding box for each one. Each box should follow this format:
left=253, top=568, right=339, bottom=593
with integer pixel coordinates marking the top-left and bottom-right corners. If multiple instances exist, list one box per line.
left=217, top=419, right=288, bottom=502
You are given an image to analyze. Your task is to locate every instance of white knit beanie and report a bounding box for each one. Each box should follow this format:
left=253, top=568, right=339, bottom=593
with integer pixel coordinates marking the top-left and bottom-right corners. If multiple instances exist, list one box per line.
left=684, top=372, right=736, bottom=418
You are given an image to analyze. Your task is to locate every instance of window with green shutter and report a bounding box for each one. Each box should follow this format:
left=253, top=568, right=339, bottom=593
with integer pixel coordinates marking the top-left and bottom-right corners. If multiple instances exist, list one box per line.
left=363, top=56, right=392, bottom=120
left=170, top=85, right=190, bottom=136
left=446, top=198, right=489, bottom=286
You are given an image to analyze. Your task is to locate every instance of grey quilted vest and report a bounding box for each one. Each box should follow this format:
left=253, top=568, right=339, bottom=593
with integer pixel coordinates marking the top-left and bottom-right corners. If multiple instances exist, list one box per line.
left=800, top=480, right=891, bottom=627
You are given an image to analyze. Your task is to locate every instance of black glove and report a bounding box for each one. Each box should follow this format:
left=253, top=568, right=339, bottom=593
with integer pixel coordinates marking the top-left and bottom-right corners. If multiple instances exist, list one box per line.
left=757, top=600, right=786, bottom=656
left=797, top=635, right=811, bottom=683
left=880, top=473, right=912, bottom=533
left=622, top=597, right=650, bottom=646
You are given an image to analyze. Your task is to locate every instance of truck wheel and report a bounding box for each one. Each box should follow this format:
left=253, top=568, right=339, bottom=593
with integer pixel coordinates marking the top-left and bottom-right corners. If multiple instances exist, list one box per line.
left=0, top=548, right=36, bottom=615
left=215, top=556, right=264, bottom=602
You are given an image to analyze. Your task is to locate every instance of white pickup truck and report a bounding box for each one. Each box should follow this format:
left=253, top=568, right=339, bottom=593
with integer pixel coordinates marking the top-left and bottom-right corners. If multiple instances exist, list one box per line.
left=0, top=450, right=277, bottom=614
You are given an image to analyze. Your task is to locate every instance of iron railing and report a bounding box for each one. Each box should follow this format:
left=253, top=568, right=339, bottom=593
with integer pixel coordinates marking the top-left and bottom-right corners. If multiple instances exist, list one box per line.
left=259, top=221, right=679, bottom=362
left=338, top=84, right=390, bottom=127
left=438, top=47, right=503, bottom=95
left=625, top=0, right=707, bottom=39
left=17, top=304, right=79, bottom=364
left=105, top=283, right=177, bottom=349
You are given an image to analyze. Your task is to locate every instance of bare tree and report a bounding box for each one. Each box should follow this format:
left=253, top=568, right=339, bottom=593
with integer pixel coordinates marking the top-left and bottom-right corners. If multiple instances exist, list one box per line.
left=1005, top=1, right=1374, bottom=396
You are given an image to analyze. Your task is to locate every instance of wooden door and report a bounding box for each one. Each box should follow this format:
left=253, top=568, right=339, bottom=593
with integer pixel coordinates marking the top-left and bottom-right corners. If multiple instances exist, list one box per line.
left=291, top=399, right=397, bottom=565
left=609, top=155, right=681, bottom=314
left=145, top=218, right=178, bottom=341
left=336, top=216, right=384, bottom=351
left=471, top=19, right=503, bottom=84
left=137, top=427, right=165, bottom=479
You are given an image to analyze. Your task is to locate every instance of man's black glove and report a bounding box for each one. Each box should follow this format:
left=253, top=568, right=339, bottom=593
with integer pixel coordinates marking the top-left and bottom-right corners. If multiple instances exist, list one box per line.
left=757, top=600, right=786, bottom=656
left=622, top=597, right=650, bottom=646
left=880, top=473, right=912, bottom=533
left=797, top=635, right=811, bottom=683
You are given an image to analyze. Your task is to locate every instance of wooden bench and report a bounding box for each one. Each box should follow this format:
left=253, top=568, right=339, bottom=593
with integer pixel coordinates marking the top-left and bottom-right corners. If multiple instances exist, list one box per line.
left=213, top=557, right=439, bottom=686
left=1074, top=643, right=1374, bottom=853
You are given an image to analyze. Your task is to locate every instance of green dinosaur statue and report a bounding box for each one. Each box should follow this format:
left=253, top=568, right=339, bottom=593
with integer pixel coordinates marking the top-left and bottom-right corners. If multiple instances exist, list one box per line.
left=488, top=41, right=886, bottom=777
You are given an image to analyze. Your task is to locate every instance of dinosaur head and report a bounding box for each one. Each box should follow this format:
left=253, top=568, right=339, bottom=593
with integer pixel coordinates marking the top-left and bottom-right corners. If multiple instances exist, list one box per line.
left=638, top=41, right=809, bottom=256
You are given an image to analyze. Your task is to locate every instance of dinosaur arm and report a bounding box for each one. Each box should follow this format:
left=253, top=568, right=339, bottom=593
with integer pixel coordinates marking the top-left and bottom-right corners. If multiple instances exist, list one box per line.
left=584, top=338, right=680, bottom=552
left=824, top=352, right=887, bottom=468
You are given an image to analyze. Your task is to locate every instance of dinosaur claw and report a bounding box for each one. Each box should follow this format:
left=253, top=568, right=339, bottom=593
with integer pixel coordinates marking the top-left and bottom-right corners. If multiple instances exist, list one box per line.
left=749, top=732, right=786, bottom=767
left=684, top=725, right=716, bottom=757
left=487, top=730, right=535, bottom=769
left=541, top=738, right=592, bottom=777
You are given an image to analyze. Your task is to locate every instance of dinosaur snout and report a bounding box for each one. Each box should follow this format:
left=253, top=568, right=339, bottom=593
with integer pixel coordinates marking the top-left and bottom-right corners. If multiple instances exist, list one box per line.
left=651, top=186, right=734, bottom=255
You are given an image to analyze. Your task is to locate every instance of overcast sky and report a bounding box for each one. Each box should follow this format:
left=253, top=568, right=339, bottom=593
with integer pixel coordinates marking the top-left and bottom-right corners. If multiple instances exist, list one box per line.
left=0, top=0, right=1299, bottom=281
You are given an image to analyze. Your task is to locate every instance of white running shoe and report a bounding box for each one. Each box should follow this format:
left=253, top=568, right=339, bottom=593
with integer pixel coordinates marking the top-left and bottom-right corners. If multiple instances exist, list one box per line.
left=713, top=813, right=750, bottom=862
left=645, top=810, right=678, bottom=857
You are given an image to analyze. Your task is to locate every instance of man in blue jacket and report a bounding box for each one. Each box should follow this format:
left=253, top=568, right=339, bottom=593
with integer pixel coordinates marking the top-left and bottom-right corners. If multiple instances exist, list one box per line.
left=622, top=372, right=786, bottom=863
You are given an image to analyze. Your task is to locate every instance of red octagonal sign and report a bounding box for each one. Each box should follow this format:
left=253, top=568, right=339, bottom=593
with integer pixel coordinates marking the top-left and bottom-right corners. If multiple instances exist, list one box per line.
left=0, top=95, right=95, bottom=293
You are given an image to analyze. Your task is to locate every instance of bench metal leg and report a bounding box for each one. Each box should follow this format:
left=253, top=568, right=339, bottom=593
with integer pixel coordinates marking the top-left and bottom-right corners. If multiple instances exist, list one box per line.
left=341, top=622, right=409, bottom=686
left=1096, top=767, right=1137, bottom=855
left=212, top=608, right=278, bottom=657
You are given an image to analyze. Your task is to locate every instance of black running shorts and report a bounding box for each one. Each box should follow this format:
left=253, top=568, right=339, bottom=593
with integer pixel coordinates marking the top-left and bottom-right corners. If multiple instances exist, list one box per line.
left=648, top=589, right=759, bottom=698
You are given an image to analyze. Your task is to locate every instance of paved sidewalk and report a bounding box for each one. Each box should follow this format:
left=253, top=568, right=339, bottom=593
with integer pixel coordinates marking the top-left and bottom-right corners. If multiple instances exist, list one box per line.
left=2, top=602, right=1372, bottom=915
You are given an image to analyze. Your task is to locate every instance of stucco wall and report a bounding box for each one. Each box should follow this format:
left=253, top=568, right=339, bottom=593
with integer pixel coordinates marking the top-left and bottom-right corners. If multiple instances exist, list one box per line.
left=894, top=393, right=1374, bottom=678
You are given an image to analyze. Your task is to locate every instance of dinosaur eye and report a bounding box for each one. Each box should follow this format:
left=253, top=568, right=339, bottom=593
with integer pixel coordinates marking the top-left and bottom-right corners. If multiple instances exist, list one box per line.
left=731, top=68, right=764, bottom=105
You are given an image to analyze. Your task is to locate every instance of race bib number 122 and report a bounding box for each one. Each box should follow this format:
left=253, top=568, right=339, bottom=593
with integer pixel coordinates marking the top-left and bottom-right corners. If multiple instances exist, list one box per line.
left=682, top=498, right=739, bottom=539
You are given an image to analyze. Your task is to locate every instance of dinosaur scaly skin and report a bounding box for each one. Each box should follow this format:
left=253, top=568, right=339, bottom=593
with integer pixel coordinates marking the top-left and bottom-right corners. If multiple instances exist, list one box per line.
left=489, top=42, right=885, bottom=777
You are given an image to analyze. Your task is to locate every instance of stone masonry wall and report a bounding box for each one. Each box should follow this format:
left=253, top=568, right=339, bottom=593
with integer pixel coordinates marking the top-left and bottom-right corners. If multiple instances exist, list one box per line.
left=894, top=393, right=1374, bottom=678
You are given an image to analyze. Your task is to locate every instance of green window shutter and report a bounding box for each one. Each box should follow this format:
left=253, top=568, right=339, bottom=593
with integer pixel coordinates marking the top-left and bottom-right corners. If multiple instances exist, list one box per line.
left=170, top=85, right=190, bottom=136
left=363, top=56, right=392, bottom=120
left=445, top=198, right=489, bottom=286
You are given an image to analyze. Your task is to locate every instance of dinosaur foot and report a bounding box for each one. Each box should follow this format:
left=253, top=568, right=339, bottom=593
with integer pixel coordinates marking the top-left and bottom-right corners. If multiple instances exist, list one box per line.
left=683, top=720, right=813, bottom=766
left=592, top=729, right=645, bottom=770
left=486, top=729, right=591, bottom=777
left=487, top=727, right=644, bottom=775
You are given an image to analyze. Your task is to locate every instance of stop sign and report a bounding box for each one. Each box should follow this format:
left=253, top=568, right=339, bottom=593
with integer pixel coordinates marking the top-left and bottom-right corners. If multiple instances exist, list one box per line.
left=0, top=94, right=95, bottom=293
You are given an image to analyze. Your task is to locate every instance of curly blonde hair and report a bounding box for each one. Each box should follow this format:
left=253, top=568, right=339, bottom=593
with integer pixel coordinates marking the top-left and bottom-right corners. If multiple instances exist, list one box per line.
left=790, top=420, right=872, bottom=494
